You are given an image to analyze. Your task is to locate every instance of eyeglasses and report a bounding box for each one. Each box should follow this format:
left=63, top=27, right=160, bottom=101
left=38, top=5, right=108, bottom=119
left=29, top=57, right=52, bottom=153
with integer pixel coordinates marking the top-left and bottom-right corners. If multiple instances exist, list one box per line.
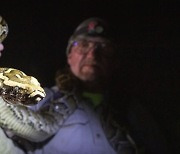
left=72, top=39, right=115, bottom=57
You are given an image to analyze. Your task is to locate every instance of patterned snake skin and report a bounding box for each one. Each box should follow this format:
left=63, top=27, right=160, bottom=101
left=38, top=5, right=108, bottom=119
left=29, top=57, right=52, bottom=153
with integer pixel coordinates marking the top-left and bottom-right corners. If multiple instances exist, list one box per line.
left=0, top=16, right=8, bottom=43
left=0, top=16, right=77, bottom=144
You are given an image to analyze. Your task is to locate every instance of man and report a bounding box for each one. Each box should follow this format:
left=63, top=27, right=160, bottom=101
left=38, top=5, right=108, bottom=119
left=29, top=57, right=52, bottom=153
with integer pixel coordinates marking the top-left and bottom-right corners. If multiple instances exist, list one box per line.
left=30, top=17, right=169, bottom=154
left=27, top=17, right=136, bottom=154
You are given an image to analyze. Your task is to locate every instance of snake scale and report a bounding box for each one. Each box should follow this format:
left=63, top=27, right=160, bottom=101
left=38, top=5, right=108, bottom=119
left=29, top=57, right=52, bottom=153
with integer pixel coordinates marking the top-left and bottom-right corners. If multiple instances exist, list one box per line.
left=0, top=16, right=77, bottom=144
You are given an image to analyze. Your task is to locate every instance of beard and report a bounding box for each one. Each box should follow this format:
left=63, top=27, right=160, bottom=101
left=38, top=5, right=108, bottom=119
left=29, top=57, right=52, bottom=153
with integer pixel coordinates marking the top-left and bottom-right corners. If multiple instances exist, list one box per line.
left=80, top=62, right=106, bottom=82
left=81, top=66, right=97, bottom=81
left=79, top=64, right=110, bottom=92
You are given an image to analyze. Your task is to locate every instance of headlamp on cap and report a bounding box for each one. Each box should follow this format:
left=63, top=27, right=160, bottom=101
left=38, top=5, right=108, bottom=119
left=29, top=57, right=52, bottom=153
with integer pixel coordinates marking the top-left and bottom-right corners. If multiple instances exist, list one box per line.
left=66, top=17, right=114, bottom=55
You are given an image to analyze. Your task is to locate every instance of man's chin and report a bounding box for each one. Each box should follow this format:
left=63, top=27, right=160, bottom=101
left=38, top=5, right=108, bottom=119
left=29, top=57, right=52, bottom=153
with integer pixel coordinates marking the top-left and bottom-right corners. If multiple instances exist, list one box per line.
left=80, top=71, right=103, bottom=82
left=80, top=73, right=96, bottom=81
left=80, top=66, right=103, bottom=80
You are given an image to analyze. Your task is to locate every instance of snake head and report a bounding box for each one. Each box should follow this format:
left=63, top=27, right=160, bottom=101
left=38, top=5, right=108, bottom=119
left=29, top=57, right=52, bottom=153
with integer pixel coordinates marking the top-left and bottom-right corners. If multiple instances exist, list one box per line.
left=0, top=68, right=46, bottom=106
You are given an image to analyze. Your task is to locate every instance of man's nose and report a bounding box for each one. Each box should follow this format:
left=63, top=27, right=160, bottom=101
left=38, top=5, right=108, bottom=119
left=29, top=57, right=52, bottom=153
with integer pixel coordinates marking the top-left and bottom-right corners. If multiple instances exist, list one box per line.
left=86, top=45, right=97, bottom=58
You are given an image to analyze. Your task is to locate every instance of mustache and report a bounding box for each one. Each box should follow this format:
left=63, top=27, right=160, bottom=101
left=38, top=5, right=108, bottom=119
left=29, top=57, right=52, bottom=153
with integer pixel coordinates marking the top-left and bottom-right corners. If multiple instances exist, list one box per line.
left=80, top=59, right=106, bottom=74
left=80, top=59, right=103, bottom=70
left=81, top=59, right=99, bottom=66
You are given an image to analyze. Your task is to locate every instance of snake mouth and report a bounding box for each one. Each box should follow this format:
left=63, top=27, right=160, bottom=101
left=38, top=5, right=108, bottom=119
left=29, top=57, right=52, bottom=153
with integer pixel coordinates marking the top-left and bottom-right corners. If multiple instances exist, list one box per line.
left=0, top=85, right=44, bottom=106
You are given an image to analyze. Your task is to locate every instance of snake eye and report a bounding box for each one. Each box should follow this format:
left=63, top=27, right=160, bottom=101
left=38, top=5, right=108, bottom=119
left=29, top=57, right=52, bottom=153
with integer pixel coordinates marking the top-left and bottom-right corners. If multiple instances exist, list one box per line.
left=11, top=86, right=20, bottom=94
left=0, top=16, right=9, bottom=43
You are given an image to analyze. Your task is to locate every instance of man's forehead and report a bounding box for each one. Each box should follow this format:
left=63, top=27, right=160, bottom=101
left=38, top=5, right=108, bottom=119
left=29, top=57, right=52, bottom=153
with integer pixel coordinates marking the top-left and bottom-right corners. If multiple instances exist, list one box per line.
left=76, top=35, right=111, bottom=43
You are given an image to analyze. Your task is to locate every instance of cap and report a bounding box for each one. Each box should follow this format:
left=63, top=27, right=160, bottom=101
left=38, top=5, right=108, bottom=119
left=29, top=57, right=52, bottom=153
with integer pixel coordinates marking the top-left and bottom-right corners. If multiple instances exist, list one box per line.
left=66, top=17, right=114, bottom=55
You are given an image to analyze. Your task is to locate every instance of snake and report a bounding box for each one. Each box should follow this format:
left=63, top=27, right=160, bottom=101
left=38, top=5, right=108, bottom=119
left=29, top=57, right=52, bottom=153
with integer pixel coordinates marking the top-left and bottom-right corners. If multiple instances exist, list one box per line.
left=0, top=16, right=8, bottom=43
left=0, top=16, right=77, bottom=144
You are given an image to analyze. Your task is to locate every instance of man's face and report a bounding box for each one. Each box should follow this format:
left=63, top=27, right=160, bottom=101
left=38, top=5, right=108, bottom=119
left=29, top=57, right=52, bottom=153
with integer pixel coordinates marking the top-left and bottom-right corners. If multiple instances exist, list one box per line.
left=67, top=37, right=115, bottom=82
left=0, top=43, right=4, bottom=57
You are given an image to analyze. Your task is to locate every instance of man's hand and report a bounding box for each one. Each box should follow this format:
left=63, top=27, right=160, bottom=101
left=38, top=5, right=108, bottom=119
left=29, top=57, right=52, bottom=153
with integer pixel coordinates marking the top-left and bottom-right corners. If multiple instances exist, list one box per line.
left=0, top=43, right=4, bottom=51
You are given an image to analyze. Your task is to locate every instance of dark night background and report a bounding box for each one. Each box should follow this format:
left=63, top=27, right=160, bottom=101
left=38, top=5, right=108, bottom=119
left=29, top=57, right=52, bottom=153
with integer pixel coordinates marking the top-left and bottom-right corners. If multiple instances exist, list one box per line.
left=1, top=0, right=179, bottom=153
